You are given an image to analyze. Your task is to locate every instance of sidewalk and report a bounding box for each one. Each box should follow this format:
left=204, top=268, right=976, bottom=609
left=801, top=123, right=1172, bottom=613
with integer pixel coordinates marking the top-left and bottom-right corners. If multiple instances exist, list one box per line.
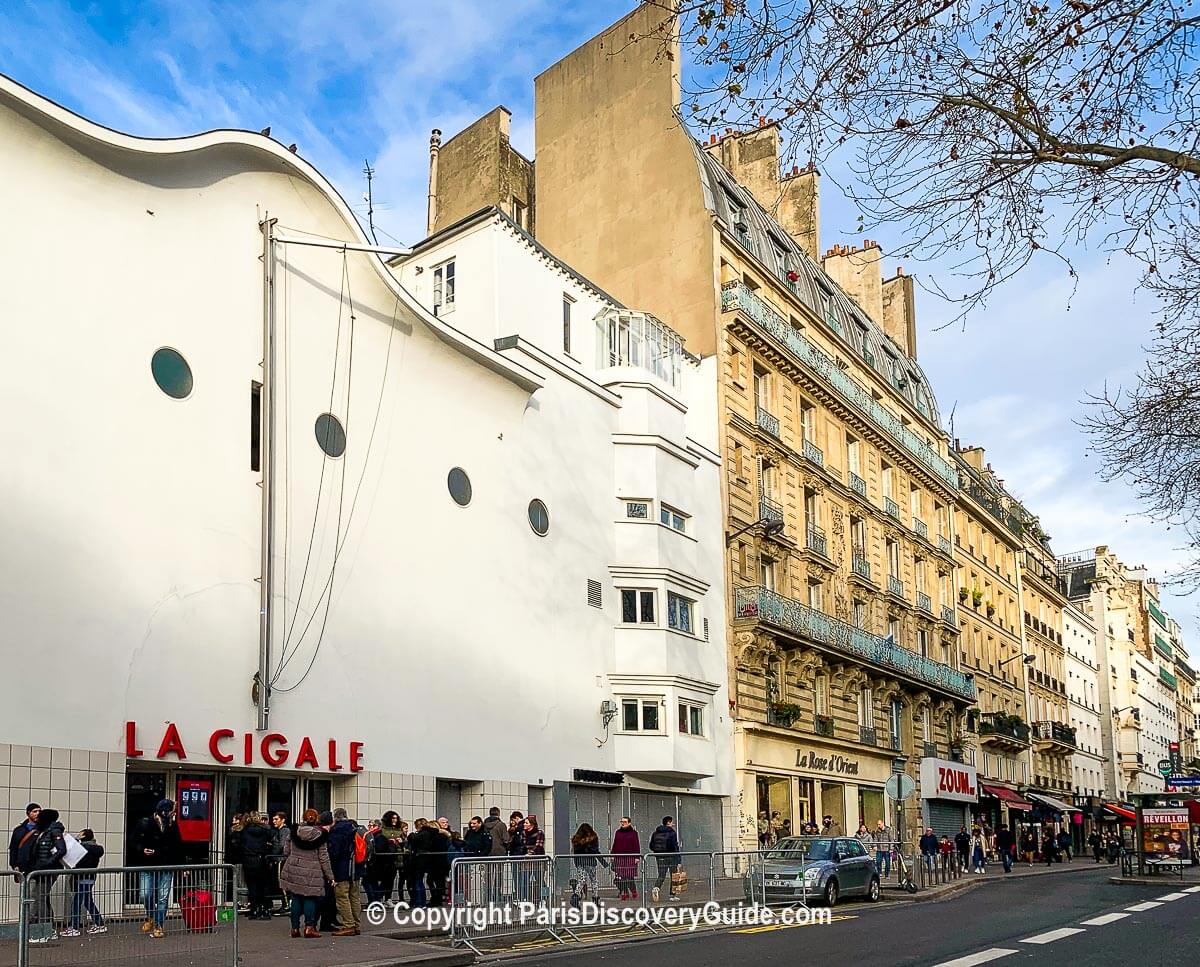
left=234, top=917, right=472, bottom=967
left=882, top=855, right=1118, bottom=902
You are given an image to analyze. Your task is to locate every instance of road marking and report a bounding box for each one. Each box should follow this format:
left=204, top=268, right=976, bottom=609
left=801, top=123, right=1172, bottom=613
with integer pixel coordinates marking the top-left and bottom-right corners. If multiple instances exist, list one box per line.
left=1080, top=913, right=1130, bottom=926
left=930, top=949, right=1018, bottom=967
left=1156, top=892, right=1188, bottom=901
left=731, top=914, right=856, bottom=934
left=1020, top=927, right=1085, bottom=944
left=1125, top=901, right=1163, bottom=911
left=1185, top=886, right=1200, bottom=893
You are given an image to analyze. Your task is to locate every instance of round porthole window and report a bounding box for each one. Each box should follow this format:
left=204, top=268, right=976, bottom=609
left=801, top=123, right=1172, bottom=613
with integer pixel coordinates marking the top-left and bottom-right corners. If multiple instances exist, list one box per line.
left=528, top=498, right=550, bottom=536
left=314, top=413, right=346, bottom=458
left=448, top=467, right=472, bottom=507
left=151, top=347, right=193, bottom=399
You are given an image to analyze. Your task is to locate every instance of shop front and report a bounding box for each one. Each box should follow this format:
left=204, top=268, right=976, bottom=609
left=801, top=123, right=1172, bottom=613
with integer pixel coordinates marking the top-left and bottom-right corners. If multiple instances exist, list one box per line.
left=739, top=727, right=897, bottom=845
left=977, top=782, right=1033, bottom=833
left=919, top=757, right=978, bottom=838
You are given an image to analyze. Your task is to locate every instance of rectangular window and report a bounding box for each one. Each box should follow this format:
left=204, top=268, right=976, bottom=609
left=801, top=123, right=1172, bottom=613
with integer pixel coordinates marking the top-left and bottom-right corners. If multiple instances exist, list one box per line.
left=512, top=197, right=528, bottom=230
left=815, top=675, right=828, bottom=715
left=761, top=557, right=777, bottom=592
left=801, top=401, right=816, bottom=444
left=891, top=700, right=903, bottom=746
left=910, top=486, right=921, bottom=521
left=678, top=702, right=704, bottom=736
left=922, top=707, right=931, bottom=741
left=807, top=579, right=823, bottom=612
left=667, top=592, right=694, bottom=634
left=753, top=365, right=770, bottom=409
left=853, top=599, right=868, bottom=629
left=734, top=441, right=745, bottom=479
left=886, top=539, right=900, bottom=578
left=620, top=698, right=661, bottom=733
left=660, top=505, right=687, bottom=532
left=859, top=688, right=874, bottom=726
left=432, top=259, right=456, bottom=314
left=888, top=618, right=900, bottom=643
left=619, top=589, right=656, bottom=624
left=250, top=381, right=262, bottom=472
left=625, top=500, right=649, bottom=519
left=918, top=628, right=929, bottom=657
left=881, top=461, right=893, bottom=499
left=562, top=295, right=574, bottom=354
left=846, top=435, right=860, bottom=476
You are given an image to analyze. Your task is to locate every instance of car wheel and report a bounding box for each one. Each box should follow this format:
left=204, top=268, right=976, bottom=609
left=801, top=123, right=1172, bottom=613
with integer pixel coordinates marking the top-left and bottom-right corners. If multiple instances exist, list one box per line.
left=867, top=877, right=880, bottom=902
left=822, top=878, right=839, bottom=907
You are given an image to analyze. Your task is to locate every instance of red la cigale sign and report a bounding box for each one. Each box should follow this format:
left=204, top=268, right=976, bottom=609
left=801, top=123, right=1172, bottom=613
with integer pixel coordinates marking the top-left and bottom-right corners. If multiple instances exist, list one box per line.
left=126, top=722, right=363, bottom=773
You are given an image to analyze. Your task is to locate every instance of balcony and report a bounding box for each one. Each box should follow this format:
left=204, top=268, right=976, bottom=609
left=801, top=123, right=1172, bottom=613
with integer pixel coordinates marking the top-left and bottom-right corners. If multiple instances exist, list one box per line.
left=1148, top=600, right=1167, bottom=628
left=940, top=605, right=957, bottom=626
left=916, top=591, right=933, bottom=614
left=759, top=495, right=784, bottom=529
left=937, top=535, right=952, bottom=556
left=803, top=438, right=825, bottom=467
left=849, top=471, right=867, bottom=497
left=851, top=551, right=872, bottom=583
left=923, top=741, right=939, bottom=758
left=1033, top=720, right=1077, bottom=750
left=1160, top=666, right=1178, bottom=690
left=806, top=522, right=829, bottom=558
left=766, top=703, right=802, bottom=729
left=979, top=714, right=1031, bottom=750
left=884, top=496, right=902, bottom=520
left=721, top=281, right=958, bottom=490
left=913, top=518, right=929, bottom=540
left=1154, top=634, right=1172, bottom=660
left=859, top=726, right=878, bottom=746
left=756, top=405, right=780, bottom=438
left=815, top=714, right=835, bottom=738
left=888, top=574, right=906, bottom=600
left=964, top=480, right=1024, bottom=537
left=733, top=585, right=975, bottom=700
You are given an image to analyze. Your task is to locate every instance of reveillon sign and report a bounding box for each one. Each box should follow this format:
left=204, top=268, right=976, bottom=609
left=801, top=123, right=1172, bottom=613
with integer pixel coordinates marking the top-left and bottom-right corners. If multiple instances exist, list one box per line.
left=795, top=749, right=861, bottom=776
left=125, top=722, right=364, bottom=773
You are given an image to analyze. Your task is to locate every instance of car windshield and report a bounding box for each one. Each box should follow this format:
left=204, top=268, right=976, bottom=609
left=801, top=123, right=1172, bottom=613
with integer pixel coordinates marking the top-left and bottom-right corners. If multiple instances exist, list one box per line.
left=768, top=837, right=834, bottom=861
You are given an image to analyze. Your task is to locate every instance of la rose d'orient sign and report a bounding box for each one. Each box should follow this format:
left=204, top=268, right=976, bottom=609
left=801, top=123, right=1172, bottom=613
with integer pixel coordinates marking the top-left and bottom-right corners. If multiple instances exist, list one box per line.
left=125, top=722, right=364, bottom=773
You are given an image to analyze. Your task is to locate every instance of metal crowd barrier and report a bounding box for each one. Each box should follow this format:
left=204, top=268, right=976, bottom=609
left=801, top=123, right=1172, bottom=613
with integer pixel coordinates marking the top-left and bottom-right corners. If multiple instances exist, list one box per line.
left=449, top=855, right=562, bottom=953
left=16, top=864, right=238, bottom=967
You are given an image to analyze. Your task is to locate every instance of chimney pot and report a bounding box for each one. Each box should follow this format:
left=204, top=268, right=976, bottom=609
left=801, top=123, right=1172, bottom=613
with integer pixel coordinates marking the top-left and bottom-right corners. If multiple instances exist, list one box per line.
left=758, top=116, right=767, bottom=127
left=896, top=266, right=905, bottom=277
left=791, top=165, right=799, bottom=175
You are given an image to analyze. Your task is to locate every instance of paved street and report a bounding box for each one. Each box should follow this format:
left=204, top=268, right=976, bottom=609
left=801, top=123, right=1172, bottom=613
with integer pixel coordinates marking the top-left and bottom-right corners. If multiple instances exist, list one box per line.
left=508, top=867, right=1200, bottom=967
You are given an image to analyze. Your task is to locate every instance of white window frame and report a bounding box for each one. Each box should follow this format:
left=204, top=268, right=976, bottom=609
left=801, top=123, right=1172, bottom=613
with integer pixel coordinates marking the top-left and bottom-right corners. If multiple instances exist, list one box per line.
left=858, top=687, right=874, bottom=727
left=660, top=504, right=688, bottom=533
left=432, top=258, right=456, bottom=315
left=618, top=588, right=657, bottom=625
left=562, top=294, right=574, bottom=354
left=807, top=579, right=823, bottom=612
left=618, top=696, right=664, bottom=734
left=667, top=592, right=695, bottom=634
left=678, top=701, right=705, bottom=737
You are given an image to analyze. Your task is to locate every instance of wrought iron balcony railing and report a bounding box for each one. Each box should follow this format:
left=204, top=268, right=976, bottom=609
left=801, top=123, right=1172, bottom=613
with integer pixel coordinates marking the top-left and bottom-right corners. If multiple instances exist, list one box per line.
left=938, top=535, right=952, bottom=555
left=859, top=726, right=878, bottom=746
left=1160, top=666, right=1178, bottom=690
left=979, top=715, right=1031, bottom=743
left=814, top=714, right=836, bottom=737
left=803, top=439, right=825, bottom=467
left=1033, top=721, right=1077, bottom=747
left=756, top=405, right=780, bottom=438
left=923, top=741, right=938, bottom=758
left=733, top=585, right=975, bottom=700
left=917, top=591, right=933, bottom=614
left=849, top=471, right=867, bottom=497
left=806, top=523, right=828, bottom=557
left=941, top=605, right=957, bottom=626
left=720, top=281, right=958, bottom=489
left=888, top=574, right=906, bottom=599
left=884, top=496, right=901, bottom=520
left=852, top=553, right=872, bottom=581
left=759, top=495, right=784, bottom=528
left=913, top=518, right=929, bottom=540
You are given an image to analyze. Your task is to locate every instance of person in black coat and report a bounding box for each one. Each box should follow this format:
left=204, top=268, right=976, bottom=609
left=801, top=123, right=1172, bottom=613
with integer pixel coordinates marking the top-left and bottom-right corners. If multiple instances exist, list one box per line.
left=8, top=803, right=40, bottom=874
left=64, top=830, right=105, bottom=936
left=132, top=799, right=184, bottom=938
left=462, top=817, right=491, bottom=857
left=240, top=813, right=274, bottom=920
left=410, top=820, right=449, bottom=907
left=649, top=817, right=682, bottom=901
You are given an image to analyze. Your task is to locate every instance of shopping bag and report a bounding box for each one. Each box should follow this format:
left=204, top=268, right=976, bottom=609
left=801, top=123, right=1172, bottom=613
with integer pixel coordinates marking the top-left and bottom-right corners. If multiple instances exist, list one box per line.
left=60, top=833, right=87, bottom=869
left=670, top=869, right=689, bottom=895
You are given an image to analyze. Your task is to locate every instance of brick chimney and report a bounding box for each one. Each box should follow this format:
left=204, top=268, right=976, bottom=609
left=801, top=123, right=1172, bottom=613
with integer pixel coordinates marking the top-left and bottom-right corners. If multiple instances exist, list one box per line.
left=822, top=240, right=883, bottom=327
left=881, top=266, right=918, bottom=359
left=703, top=123, right=820, bottom=261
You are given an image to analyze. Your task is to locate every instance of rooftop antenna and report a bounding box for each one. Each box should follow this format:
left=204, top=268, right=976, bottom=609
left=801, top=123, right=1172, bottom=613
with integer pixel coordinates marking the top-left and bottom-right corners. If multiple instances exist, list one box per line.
left=363, top=159, right=377, bottom=244
left=948, top=400, right=957, bottom=440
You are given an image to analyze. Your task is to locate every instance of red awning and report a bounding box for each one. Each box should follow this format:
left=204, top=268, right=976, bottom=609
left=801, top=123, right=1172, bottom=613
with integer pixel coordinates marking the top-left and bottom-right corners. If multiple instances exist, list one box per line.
left=1189, top=800, right=1200, bottom=824
left=1103, top=802, right=1136, bottom=821
left=981, top=783, right=1034, bottom=811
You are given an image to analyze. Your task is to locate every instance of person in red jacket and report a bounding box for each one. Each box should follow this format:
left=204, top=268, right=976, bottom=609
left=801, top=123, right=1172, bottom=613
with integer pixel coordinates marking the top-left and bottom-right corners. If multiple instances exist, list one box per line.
left=611, top=817, right=641, bottom=900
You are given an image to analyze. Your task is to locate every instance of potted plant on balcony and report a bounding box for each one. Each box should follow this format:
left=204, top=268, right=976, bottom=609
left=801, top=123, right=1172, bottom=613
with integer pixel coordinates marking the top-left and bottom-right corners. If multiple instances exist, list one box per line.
left=985, top=600, right=996, bottom=618
left=769, top=702, right=803, bottom=728
left=971, top=587, right=984, bottom=607
left=958, top=586, right=969, bottom=603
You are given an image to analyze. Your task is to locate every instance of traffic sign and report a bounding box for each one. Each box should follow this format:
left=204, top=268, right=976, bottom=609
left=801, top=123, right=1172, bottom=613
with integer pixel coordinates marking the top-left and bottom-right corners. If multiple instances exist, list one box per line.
left=1166, top=776, right=1200, bottom=787
left=885, top=773, right=916, bottom=800
left=1158, top=759, right=1173, bottom=776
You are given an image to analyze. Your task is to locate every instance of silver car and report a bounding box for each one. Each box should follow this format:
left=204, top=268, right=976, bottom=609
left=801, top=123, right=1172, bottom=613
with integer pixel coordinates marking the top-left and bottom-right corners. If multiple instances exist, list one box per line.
left=745, top=836, right=881, bottom=906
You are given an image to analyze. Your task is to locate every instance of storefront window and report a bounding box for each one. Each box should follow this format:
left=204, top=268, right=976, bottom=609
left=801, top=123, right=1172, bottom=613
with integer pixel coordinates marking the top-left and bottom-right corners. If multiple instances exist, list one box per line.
left=858, top=787, right=885, bottom=829
left=796, top=779, right=815, bottom=827
left=756, top=775, right=793, bottom=834
left=822, top=781, right=846, bottom=831
left=267, top=777, right=296, bottom=821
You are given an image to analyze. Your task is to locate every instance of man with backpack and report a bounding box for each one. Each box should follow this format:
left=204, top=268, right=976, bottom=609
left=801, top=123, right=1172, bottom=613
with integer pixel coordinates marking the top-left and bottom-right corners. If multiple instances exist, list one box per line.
left=328, top=809, right=362, bottom=936
left=17, top=807, right=68, bottom=944
left=482, top=807, right=510, bottom=856
left=649, top=816, right=681, bottom=902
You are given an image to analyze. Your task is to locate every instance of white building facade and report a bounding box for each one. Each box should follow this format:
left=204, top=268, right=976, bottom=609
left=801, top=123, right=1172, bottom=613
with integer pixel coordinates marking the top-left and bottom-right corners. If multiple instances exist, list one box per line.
left=0, top=73, right=732, bottom=877
left=1063, top=603, right=1106, bottom=802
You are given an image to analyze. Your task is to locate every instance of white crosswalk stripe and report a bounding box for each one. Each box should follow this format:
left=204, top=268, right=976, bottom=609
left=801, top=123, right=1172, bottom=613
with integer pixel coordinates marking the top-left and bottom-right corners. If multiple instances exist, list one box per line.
left=931, top=949, right=1019, bottom=967
left=1155, top=893, right=1188, bottom=901
left=1080, top=913, right=1130, bottom=926
left=1125, top=901, right=1163, bottom=912
left=1185, top=886, right=1200, bottom=894
left=1020, top=927, right=1085, bottom=944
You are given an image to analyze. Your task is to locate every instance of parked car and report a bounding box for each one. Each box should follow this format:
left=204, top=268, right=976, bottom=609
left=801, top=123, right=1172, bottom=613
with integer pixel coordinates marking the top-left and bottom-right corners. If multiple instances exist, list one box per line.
left=744, top=836, right=880, bottom=906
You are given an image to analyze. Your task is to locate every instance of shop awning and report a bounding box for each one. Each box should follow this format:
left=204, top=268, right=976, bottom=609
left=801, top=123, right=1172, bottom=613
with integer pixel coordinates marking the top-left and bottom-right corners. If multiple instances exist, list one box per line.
left=1102, top=802, right=1136, bottom=821
left=980, top=783, right=1034, bottom=811
left=1189, top=800, right=1200, bottom=824
left=1026, top=791, right=1080, bottom=813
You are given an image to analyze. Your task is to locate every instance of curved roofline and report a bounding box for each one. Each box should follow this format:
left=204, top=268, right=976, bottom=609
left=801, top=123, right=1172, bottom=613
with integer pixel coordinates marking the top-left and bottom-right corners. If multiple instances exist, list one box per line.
left=0, top=71, right=543, bottom=395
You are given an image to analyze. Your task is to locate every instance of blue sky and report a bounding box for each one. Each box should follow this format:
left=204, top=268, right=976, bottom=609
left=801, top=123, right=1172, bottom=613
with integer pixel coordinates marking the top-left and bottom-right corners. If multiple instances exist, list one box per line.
left=3, top=0, right=1194, bottom=645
